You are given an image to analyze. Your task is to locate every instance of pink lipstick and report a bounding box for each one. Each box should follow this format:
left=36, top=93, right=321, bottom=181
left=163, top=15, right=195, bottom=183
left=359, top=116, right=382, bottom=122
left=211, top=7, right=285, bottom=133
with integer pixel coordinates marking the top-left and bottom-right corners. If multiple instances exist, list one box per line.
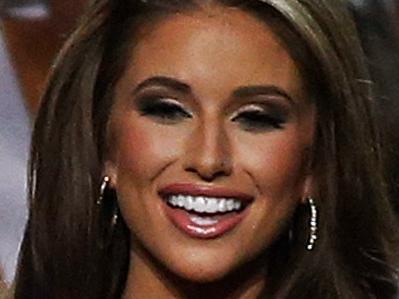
left=159, top=183, right=253, bottom=239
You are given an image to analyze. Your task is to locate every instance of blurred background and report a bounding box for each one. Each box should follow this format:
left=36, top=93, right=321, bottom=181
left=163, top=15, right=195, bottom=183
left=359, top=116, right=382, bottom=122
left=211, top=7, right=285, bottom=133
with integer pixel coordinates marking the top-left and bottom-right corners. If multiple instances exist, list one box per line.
left=0, top=0, right=399, bottom=286
left=0, top=0, right=86, bottom=284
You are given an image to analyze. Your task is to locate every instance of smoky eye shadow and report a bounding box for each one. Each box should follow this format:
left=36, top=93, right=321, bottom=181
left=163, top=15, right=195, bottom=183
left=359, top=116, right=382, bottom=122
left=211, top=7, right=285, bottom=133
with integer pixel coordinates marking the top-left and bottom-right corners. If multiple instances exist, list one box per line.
left=265, top=107, right=289, bottom=121
left=135, top=97, right=170, bottom=114
left=133, top=92, right=169, bottom=110
left=135, top=95, right=160, bottom=110
left=241, top=101, right=291, bottom=120
left=132, top=92, right=193, bottom=122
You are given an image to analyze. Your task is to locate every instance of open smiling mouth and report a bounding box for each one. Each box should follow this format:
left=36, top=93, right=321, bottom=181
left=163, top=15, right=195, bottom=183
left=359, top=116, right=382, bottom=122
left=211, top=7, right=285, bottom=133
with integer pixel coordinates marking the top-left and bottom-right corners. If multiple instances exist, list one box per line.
left=159, top=187, right=253, bottom=239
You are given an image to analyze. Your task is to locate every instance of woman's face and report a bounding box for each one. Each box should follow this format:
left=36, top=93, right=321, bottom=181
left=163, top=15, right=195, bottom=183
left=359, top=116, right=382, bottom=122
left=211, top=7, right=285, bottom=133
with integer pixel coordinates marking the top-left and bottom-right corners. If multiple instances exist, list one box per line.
left=107, top=7, right=315, bottom=282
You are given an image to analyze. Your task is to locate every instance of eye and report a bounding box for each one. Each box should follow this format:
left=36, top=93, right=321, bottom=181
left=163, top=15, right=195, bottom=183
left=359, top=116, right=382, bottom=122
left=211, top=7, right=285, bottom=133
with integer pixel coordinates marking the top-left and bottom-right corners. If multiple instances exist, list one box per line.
left=137, top=96, right=192, bottom=123
left=231, top=105, right=286, bottom=132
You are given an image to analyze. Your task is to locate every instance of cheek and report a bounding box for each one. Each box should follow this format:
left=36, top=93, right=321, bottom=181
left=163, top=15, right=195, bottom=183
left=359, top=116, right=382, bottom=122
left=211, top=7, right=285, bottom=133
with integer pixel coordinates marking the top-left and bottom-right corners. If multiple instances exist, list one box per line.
left=236, top=128, right=307, bottom=198
left=111, top=118, right=189, bottom=238
left=231, top=128, right=310, bottom=252
left=113, top=119, right=184, bottom=183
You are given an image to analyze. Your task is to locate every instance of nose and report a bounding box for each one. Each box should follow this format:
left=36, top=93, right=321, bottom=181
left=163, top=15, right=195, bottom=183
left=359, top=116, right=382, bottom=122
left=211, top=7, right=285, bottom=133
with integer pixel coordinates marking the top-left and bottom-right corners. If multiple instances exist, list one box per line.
left=183, top=120, right=233, bottom=181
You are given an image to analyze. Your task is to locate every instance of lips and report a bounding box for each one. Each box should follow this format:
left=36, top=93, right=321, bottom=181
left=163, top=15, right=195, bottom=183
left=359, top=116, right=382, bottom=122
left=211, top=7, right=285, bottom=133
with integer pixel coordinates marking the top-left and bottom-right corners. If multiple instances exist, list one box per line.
left=159, top=183, right=253, bottom=239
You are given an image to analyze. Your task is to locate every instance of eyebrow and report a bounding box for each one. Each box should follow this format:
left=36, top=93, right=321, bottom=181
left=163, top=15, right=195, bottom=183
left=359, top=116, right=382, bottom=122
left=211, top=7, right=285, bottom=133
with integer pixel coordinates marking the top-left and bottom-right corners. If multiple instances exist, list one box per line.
left=132, top=76, right=191, bottom=95
left=232, top=85, right=295, bottom=105
left=132, top=76, right=294, bottom=105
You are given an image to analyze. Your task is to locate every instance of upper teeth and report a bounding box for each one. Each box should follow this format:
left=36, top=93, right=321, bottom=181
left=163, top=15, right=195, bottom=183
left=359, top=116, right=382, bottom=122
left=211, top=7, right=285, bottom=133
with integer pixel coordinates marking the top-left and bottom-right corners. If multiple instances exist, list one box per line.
left=167, top=195, right=242, bottom=213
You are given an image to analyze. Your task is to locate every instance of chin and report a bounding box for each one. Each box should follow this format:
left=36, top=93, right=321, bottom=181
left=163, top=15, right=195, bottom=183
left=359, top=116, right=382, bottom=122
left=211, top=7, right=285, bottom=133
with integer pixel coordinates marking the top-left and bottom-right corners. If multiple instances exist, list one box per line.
left=159, top=245, right=263, bottom=285
left=174, top=264, right=234, bottom=283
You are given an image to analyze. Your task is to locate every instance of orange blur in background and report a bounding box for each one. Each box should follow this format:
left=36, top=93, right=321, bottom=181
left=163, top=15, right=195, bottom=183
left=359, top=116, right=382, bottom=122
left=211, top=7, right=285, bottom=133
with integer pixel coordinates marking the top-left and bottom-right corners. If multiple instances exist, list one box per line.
left=2, top=0, right=87, bottom=114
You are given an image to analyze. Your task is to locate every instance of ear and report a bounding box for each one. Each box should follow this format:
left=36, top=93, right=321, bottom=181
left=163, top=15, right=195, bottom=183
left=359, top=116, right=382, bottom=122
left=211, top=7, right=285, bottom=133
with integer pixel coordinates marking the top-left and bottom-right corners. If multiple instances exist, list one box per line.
left=300, top=174, right=316, bottom=204
left=298, top=142, right=317, bottom=204
left=103, top=160, right=118, bottom=188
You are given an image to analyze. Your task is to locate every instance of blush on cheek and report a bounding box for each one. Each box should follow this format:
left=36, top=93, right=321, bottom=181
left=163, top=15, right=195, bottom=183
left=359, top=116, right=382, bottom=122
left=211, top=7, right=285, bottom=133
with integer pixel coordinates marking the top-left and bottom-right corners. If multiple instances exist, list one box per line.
left=114, top=121, right=184, bottom=180
left=238, top=134, right=306, bottom=198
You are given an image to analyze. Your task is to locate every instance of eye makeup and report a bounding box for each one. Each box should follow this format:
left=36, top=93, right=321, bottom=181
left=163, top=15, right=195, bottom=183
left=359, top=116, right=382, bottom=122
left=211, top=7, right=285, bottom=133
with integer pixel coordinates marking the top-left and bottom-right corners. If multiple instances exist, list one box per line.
left=135, top=93, right=192, bottom=124
left=231, top=103, right=289, bottom=132
left=131, top=77, right=292, bottom=131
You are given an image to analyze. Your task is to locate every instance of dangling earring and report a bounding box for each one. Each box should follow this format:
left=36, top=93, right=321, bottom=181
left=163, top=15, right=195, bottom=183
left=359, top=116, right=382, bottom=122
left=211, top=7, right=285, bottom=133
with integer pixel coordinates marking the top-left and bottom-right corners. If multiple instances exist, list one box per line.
left=306, top=196, right=318, bottom=251
left=97, top=176, right=109, bottom=205
left=97, top=175, right=119, bottom=226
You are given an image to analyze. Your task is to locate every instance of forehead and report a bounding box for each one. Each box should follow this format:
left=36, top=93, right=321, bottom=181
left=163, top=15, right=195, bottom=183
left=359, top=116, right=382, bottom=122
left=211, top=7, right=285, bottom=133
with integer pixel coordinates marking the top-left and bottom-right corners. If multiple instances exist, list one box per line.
left=118, top=7, right=306, bottom=101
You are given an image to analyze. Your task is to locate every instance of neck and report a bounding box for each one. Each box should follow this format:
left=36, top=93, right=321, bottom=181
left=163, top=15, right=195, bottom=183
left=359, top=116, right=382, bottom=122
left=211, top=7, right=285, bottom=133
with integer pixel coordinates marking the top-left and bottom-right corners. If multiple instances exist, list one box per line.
left=122, top=245, right=268, bottom=299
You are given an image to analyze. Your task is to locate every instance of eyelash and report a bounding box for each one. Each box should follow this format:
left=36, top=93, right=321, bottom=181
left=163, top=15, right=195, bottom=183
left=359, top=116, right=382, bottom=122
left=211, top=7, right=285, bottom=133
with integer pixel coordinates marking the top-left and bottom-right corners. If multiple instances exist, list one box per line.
left=138, top=97, right=192, bottom=122
left=138, top=96, right=285, bottom=131
left=231, top=110, right=285, bottom=131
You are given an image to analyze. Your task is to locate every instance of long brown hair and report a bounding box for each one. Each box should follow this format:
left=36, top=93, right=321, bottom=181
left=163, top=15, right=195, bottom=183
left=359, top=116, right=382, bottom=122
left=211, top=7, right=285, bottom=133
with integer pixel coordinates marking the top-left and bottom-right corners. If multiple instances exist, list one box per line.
left=14, top=0, right=399, bottom=298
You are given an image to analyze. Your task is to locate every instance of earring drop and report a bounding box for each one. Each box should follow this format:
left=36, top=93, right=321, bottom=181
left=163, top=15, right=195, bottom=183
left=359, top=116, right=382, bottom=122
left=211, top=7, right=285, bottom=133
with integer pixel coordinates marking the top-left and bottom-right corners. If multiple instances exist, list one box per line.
left=97, top=176, right=110, bottom=205
left=306, top=197, right=318, bottom=251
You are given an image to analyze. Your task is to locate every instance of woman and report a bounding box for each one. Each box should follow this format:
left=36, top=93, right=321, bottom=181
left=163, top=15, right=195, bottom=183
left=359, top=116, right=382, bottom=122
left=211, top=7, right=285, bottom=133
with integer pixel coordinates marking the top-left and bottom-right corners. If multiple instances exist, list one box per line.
left=13, top=0, right=399, bottom=298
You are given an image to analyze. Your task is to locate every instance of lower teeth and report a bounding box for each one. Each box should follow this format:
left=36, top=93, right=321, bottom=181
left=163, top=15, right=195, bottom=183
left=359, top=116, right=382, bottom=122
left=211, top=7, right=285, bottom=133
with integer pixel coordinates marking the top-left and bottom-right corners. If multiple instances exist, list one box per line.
left=190, top=215, right=218, bottom=226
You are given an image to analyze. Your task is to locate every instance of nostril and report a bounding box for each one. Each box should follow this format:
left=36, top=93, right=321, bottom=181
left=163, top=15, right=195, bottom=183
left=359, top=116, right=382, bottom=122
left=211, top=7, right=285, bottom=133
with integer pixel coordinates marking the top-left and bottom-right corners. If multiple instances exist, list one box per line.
left=184, top=161, right=232, bottom=182
left=183, top=127, right=233, bottom=180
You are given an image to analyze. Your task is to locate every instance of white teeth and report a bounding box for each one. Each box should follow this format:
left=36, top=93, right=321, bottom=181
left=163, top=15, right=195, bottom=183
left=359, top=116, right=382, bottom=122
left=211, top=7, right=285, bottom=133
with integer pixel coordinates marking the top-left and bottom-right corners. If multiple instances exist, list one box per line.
left=185, top=196, right=194, bottom=211
left=167, top=195, right=243, bottom=214
left=226, top=199, right=235, bottom=211
left=205, top=198, right=218, bottom=213
left=177, top=195, right=185, bottom=207
left=190, top=215, right=218, bottom=226
left=194, top=197, right=206, bottom=213
left=234, top=201, right=241, bottom=210
left=218, top=200, right=227, bottom=212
